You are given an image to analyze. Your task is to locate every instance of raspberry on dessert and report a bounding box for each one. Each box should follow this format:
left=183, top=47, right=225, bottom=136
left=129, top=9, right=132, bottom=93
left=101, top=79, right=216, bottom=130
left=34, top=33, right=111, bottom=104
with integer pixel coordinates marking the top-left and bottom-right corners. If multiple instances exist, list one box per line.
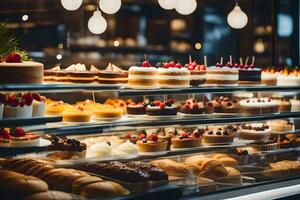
left=199, top=65, right=206, bottom=70
left=181, top=132, right=189, bottom=138
left=154, top=100, right=161, bottom=106
left=175, top=63, right=182, bottom=68
left=194, top=131, right=201, bottom=138
left=125, top=134, right=132, bottom=139
left=163, top=62, right=169, bottom=68
left=139, top=134, right=146, bottom=140
left=11, top=127, right=26, bottom=137
left=216, top=63, right=222, bottom=67
left=0, top=129, right=10, bottom=140
left=187, top=65, right=194, bottom=71
left=168, top=61, right=176, bottom=68
left=184, top=104, right=190, bottom=110
left=32, top=93, right=42, bottom=101
left=159, top=103, right=166, bottom=109
left=192, top=103, right=199, bottom=109
left=142, top=60, right=151, bottom=67
left=6, top=53, right=22, bottom=63
left=23, top=93, right=33, bottom=106
left=6, top=95, right=19, bottom=107
left=149, top=134, right=158, bottom=142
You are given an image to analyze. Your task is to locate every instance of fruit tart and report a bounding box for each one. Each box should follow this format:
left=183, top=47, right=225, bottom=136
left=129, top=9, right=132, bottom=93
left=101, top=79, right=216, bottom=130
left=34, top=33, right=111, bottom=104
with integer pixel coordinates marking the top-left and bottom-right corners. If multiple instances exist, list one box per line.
left=9, top=127, right=40, bottom=147
left=202, top=127, right=234, bottom=145
left=171, top=128, right=202, bottom=149
left=180, top=99, right=205, bottom=114
left=136, top=134, right=168, bottom=153
left=146, top=99, right=178, bottom=116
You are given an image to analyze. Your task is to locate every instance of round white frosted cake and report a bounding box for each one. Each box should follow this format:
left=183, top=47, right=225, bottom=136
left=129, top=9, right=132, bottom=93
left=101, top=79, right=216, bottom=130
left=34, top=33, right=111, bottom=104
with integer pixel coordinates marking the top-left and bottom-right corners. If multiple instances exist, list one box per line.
left=128, top=66, right=158, bottom=89
left=277, top=74, right=300, bottom=86
left=239, top=123, right=271, bottom=141
left=0, top=61, right=44, bottom=84
left=206, top=66, right=238, bottom=85
left=158, top=67, right=190, bottom=88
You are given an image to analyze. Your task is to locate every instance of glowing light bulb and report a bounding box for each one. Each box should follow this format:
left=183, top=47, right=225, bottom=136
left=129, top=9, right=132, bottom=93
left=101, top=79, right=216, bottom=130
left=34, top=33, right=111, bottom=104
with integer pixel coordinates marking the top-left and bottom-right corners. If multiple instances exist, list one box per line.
left=99, top=0, right=121, bottom=14
left=61, top=0, right=83, bottom=11
left=175, top=0, right=197, bottom=15
left=227, top=3, right=248, bottom=29
left=88, top=10, right=107, bottom=34
left=158, top=0, right=176, bottom=10
left=22, top=15, right=29, bottom=21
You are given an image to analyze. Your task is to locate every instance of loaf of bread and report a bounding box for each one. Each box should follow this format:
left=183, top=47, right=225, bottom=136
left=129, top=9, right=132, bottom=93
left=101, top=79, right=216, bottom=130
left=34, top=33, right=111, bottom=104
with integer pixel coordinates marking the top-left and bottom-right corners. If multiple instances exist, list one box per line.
left=0, top=170, right=48, bottom=200
left=211, top=153, right=238, bottom=167
left=151, top=159, right=196, bottom=177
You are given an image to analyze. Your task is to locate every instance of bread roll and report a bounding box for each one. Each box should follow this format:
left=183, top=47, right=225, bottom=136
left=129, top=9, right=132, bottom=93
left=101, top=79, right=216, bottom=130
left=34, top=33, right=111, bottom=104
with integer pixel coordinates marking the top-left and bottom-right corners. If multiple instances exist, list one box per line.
left=215, top=167, right=242, bottom=185
left=72, top=176, right=103, bottom=194
left=80, top=181, right=129, bottom=198
left=151, top=159, right=194, bottom=177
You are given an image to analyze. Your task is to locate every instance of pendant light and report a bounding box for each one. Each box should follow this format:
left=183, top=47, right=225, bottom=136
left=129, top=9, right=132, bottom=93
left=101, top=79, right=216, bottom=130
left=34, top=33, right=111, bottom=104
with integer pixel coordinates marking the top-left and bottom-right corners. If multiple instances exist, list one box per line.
left=158, top=0, right=176, bottom=10
left=175, top=0, right=197, bottom=15
left=88, top=8, right=107, bottom=34
left=227, top=1, right=248, bottom=29
left=61, top=0, right=83, bottom=11
left=99, top=0, right=122, bottom=14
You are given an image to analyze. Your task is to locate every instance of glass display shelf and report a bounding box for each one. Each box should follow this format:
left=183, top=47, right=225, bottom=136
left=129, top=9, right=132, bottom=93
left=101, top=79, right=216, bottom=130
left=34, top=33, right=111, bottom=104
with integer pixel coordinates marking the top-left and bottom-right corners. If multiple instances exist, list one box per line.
left=0, top=116, right=62, bottom=127
left=26, top=112, right=300, bottom=136
left=0, top=84, right=300, bottom=94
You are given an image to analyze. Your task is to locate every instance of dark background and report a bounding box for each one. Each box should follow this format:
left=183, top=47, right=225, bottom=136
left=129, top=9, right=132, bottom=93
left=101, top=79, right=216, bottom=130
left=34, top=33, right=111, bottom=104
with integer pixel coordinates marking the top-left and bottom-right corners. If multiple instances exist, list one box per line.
left=0, top=0, right=299, bottom=69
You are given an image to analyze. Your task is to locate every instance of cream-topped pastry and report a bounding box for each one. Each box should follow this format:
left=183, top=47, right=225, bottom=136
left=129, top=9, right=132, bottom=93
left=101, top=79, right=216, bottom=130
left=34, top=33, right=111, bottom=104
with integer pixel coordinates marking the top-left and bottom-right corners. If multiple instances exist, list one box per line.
left=86, top=141, right=112, bottom=158
left=128, top=60, right=158, bottom=89
left=98, top=63, right=128, bottom=84
left=261, top=69, right=277, bottom=86
left=239, top=123, right=271, bottom=141
left=3, top=93, right=33, bottom=119
left=277, top=69, right=300, bottom=86
left=112, top=140, right=138, bottom=158
left=157, top=62, right=190, bottom=88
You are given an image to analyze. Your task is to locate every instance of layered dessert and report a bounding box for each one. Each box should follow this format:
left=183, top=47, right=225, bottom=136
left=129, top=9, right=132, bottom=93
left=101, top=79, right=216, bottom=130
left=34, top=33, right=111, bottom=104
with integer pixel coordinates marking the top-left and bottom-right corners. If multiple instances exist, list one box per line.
left=43, top=66, right=60, bottom=82
left=98, top=63, right=128, bottom=85
left=186, top=57, right=206, bottom=86
left=212, top=96, right=239, bottom=113
left=266, top=120, right=294, bottom=132
left=261, top=68, right=277, bottom=86
left=171, top=128, right=202, bottom=149
left=239, top=123, right=271, bottom=141
left=127, top=102, right=146, bottom=115
left=239, top=98, right=279, bottom=115
left=136, top=134, right=168, bottom=152
left=277, top=98, right=291, bottom=112
left=238, top=57, right=261, bottom=84
left=128, top=60, right=158, bottom=89
left=67, top=63, right=98, bottom=83
left=277, top=69, right=300, bottom=86
left=3, top=93, right=33, bottom=119
left=0, top=52, right=44, bottom=84
left=32, top=93, right=46, bottom=117
left=158, top=62, right=190, bottom=88
left=202, top=127, right=234, bottom=144
left=0, top=128, right=10, bottom=147
left=146, top=99, right=178, bottom=116
left=206, top=58, right=238, bottom=85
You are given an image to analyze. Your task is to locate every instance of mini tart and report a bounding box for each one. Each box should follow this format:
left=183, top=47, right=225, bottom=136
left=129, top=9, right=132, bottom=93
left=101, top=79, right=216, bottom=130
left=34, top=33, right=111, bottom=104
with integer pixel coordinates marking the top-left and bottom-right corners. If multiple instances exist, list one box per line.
left=46, top=101, right=72, bottom=116
left=202, top=130, right=234, bottom=144
left=146, top=100, right=178, bottom=116
left=10, top=133, right=40, bottom=147
left=180, top=99, right=205, bottom=114
left=136, top=140, right=167, bottom=152
left=127, top=103, right=146, bottom=115
left=92, top=105, right=123, bottom=119
left=171, top=136, right=201, bottom=149
left=62, top=108, right=91, bottom=122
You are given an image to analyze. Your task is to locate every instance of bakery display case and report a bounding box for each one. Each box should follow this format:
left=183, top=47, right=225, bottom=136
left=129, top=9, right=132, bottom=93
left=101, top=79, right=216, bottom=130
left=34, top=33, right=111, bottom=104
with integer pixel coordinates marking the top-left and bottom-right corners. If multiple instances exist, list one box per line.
left=1, top=82, right=300, bottom=199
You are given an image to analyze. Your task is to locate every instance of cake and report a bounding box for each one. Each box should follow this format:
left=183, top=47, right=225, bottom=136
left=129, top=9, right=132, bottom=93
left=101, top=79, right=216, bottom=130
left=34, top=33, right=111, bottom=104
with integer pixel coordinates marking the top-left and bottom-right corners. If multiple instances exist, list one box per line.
left=43, top=66, right=61, bottom=82
left=277, top=98, right=291, bottom=112
left=45, top=100, right=72, bottom=116
left=128, top=60, right=158, bottom=89
left=249, top=141, right=278, bottom=151
left=239, top=98, right=279, bottom=115
left=212, top=96, right=239, bottom=113
left=171, top=128, right=202, bottom=149
left=98, top=63, right=128, bottom=85
left=126, top=102, right=146, bottom=115
left=146, top=99, right=178, bottom=116
left=86, top=141, right=112, bottom=158
left=239, top=123, right=271, bottom=141
left=206, top=58, right=238, bottom=85
left=180, top=99, right=206, bottom=114
left=32, top=93, right=46, bottom=117
left=267, top=120, right=294, bottom=132
left=277, top=69, right=300, bottom=86
left=0, top=53, right=44, bottom=84
left=67, top=63, right=98, bottom=83
left=277, top=135, right=294, bottom=149
left=9, top=127, right=40, bottom=147
left=3, top=93, right=33, bottom=119
left=261, top=68, right=277, bottom=86
left=91, top=104, right=123, bottom=120
left=237, top=57, right=261, bottom=84
left=202, top=127, right=234, bottom=144
left=157, top=61, right=190, bottom=88
left=186, top=57, right=206, bottom=86
left=136, top=134, right=168, bottom=152
left=62, top=105, right=91, bottom=122
left=290, top=99, right=300, bottom=112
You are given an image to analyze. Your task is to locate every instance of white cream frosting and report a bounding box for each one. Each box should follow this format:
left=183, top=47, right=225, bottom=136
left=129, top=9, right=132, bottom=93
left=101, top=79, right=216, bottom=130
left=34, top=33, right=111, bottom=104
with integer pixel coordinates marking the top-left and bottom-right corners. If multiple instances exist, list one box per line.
left=191, top=74, right=206, bottom=80
left=129, top=66, right=158, bottom=72
left=290, top=99, right=300, bottom=112
left=157, top=75, right=190, bottom=80
left=158, top=67, right=190, bottom=73
left=206, top=74, right=238, bottom=80
left=239, top=98, right=279, bottom=107
left=86, top=141, right=111, bottom=158
left=262, top=72, right=277, bottom=80
left=208, top=66, right=239, bottom=72
left=128, top=75, right=157, bottom=80
left=277, top=74, right=300, bottom=86
left=113, top=140, right=137, bottom=156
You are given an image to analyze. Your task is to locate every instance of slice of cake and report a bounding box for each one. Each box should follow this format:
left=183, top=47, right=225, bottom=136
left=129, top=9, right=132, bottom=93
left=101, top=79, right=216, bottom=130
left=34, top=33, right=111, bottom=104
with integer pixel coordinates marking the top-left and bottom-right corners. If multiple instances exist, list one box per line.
left=98, top=63, right=128, bottom=85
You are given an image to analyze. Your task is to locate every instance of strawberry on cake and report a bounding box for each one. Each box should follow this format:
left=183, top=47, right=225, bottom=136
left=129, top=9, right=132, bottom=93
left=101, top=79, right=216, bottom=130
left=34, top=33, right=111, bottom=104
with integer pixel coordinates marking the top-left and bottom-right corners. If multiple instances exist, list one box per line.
left=128, top=60, right=158, bottom=89
left=146, top=99, right=178, bottom=116
left=206, top=57, right=238, bottom=86
left=9, top=127, right=40, bottom=147
left=180, top=98, right=206, bottom=114
left=239, top=98, right=279, bottom=115
left=3, top=93, right=33, bottom=119
left=158, top=61, right=190, bottom=88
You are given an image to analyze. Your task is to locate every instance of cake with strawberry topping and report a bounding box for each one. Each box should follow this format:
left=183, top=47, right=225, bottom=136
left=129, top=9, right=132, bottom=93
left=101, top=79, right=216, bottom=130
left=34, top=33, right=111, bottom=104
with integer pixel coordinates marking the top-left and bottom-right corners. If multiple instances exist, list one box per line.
left=3, top=93, right=33, bottom=119
left=0, top=93, right=5, bottom=119
left=186, top=56, right=206, bottom=86
left=171, top=128, right=202, bottom=149
left=146, top=99, right=178, bottom=116
left=180, top=98, right=206, bottom=114
left=0, top=52, right=44, bottom=84
left=239, top=98, right=279, bottom=115
left=136, top=134, right=168, bottom=152
left=128, top=60, right=158, bottom=89
left=277, top=68, right=300, bottom=86
left=9, top=127, right=40, bottom=147
left=127, top=102, right=146, bottom=115
left=157, top=61, right=190, bottom=88
left=206, top=57, right=239, bottom=85
left=237, top=57, right=261, bottom=84
left=32, top=93, right=46, bottom=117
left=212, top=96, right=240, bottom=113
